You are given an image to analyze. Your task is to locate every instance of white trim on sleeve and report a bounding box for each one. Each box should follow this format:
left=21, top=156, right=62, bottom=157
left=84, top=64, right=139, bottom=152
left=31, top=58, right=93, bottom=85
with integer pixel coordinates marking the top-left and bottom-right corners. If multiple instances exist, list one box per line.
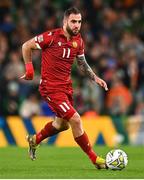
left=35, top=43, right=41, bottom=49
left=34, top=36, right=37, bottom=41
left=34, top=36, right=41, bottom=49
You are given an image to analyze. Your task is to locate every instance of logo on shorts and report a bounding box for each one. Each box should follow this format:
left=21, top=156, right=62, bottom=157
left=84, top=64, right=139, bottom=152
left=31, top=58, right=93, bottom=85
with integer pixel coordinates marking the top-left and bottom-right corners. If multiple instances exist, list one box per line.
left=72, top=41, right=77, bottom=48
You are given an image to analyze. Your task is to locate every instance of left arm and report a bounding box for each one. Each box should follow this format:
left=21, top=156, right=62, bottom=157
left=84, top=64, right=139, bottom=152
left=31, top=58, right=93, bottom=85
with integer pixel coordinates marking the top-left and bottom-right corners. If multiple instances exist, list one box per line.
left=76, top=55, right=108, bottom=91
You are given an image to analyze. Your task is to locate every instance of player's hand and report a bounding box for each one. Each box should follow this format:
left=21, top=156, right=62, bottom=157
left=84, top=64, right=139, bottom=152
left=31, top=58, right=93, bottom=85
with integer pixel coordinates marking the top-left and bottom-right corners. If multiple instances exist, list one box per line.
left=94, top=76, right=108, bottom=91
left=20, top=62, right=34, bottom=80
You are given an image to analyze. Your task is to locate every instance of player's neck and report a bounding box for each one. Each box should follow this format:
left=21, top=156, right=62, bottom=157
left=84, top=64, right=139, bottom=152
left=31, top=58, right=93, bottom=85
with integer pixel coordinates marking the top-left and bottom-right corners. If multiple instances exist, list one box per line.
left=62, top=27, right=71, bottom=41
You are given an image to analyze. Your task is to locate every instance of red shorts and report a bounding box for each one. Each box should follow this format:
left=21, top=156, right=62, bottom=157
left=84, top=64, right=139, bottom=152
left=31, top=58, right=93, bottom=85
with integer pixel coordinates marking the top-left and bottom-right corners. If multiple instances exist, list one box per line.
left=40, top=91, right=76, bottom=120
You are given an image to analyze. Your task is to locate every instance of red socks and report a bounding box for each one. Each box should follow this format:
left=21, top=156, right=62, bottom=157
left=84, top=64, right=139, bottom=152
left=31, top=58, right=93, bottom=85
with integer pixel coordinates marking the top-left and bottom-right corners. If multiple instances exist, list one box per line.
left=36, top=122, right=59, bottom=144
left=75, top=132, right=97, bottom=164
left=36, top=122, right=97, bottom=164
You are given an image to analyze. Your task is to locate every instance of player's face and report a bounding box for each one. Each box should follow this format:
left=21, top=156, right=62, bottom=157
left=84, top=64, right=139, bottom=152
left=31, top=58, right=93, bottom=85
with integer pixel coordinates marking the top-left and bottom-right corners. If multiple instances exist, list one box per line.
left=65, top=13, right=82, bottom=36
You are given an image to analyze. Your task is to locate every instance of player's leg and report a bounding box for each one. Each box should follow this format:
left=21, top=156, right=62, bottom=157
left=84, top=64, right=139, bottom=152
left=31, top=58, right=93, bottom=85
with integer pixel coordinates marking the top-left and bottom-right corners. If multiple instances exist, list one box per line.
left=26, top=117, right=69, bottom=160
left=53, top=116, right=70, bottom=131
left=69, top=112, right=107, bottom=169
left=35, top=116, right=69, bottom=144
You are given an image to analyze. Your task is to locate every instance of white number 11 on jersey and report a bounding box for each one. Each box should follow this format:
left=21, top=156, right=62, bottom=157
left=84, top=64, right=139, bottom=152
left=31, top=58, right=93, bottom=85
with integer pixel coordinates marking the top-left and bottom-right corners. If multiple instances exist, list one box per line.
left=62, top=48, right=70, bottom=58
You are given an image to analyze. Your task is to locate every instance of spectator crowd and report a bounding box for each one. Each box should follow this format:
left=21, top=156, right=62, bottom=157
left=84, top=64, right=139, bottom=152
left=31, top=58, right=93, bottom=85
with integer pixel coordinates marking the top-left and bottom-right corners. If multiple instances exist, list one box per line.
left=1, top=0, right=144, bottom=118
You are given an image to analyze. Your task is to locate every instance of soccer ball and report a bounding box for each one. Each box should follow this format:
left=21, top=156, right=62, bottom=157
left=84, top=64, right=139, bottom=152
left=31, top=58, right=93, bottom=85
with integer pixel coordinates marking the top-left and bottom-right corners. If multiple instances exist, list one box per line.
left=106, top=149, right=128, bottom=170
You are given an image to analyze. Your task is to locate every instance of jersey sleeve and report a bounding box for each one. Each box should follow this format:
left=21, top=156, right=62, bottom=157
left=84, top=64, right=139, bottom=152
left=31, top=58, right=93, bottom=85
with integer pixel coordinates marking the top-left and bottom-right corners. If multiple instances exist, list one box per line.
left=34, top=31, right=53, bottom=49
left=77, top=38, right=85, bottom=58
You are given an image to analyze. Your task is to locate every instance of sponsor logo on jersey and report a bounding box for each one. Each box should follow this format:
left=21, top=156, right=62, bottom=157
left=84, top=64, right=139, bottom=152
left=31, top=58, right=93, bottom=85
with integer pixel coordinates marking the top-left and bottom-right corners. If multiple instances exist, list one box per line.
left=72, top=41, right=78, bottom=48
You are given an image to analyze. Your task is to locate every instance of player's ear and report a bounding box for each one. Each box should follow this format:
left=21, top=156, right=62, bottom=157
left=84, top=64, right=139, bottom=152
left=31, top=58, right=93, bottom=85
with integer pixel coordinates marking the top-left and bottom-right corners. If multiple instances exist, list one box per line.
left=63, top=17, right=67, bottom=26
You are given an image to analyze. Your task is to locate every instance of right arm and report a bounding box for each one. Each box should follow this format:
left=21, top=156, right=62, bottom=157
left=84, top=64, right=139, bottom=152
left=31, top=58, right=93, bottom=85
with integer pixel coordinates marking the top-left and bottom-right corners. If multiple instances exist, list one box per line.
left=20, top=38, right=39, bottom=80
left=21, top=31, right=53, bottom=80
left=22, top=38, right=38, bottom=64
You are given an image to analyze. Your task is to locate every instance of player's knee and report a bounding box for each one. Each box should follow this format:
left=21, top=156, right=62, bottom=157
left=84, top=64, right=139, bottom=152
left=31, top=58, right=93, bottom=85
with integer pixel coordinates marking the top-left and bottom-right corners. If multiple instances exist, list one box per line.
left=69, top=113, right=81, bottom=127
left=62, top=122, right=70, bottom=130
left=52, top=120, right=61, bottom=130
left=52, top=119, right=69, bottom=131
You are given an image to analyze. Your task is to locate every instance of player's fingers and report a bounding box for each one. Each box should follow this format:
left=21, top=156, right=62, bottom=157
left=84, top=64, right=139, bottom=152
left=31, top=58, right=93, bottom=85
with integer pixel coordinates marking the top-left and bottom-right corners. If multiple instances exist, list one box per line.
left=100, top=80, right=108, bottom=91
left=19, top=74, right=26, bottom=79
left=103, top=82, right=108, bottom=91
left=105, top=86, right=108, bottom=91
left=96, top=78, right=108, bottom=91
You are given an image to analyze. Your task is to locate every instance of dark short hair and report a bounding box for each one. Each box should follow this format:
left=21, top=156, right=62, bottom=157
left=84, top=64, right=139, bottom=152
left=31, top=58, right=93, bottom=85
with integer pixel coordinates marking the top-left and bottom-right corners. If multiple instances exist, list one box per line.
left=64, top=7, right=81, bottom=18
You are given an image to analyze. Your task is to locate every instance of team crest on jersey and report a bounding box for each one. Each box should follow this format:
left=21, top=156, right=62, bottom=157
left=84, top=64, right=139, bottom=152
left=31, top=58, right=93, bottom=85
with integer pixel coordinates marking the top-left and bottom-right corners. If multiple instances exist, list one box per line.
left=72, top=41, right=78, bottom=48
left=38, top=35, right=43, bottom=42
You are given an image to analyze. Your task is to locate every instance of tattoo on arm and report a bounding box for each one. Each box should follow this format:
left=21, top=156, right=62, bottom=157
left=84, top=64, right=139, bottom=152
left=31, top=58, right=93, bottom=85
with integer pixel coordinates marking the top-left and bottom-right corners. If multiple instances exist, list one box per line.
left=77, top=56, right=96, bottom=81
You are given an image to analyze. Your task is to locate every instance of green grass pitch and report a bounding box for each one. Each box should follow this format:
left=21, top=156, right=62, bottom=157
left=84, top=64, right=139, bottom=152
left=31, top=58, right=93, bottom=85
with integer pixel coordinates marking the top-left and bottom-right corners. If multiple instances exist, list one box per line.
left=0, top=145, right=144, bottom=178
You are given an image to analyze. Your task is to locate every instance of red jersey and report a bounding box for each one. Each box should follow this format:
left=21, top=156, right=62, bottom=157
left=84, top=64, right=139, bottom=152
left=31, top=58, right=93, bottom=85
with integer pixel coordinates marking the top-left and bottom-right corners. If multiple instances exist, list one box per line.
left=35, top=28, right=84, bottom=93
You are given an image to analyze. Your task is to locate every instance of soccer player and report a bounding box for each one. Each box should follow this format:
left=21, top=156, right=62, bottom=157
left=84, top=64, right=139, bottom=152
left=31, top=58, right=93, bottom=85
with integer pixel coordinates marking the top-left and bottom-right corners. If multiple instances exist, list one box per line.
left=21, top=7, right=108, bottom=169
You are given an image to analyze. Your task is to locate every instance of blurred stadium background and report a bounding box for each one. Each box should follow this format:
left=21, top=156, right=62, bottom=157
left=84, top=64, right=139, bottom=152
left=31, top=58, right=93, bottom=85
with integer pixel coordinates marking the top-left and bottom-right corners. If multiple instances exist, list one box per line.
left=0, top=0, right=144, bottom=148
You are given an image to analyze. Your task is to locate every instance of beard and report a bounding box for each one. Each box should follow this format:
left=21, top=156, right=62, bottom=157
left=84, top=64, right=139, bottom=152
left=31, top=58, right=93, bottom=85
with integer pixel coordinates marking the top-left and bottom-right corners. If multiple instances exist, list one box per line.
left=66, top=24, right=80, bottom=36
